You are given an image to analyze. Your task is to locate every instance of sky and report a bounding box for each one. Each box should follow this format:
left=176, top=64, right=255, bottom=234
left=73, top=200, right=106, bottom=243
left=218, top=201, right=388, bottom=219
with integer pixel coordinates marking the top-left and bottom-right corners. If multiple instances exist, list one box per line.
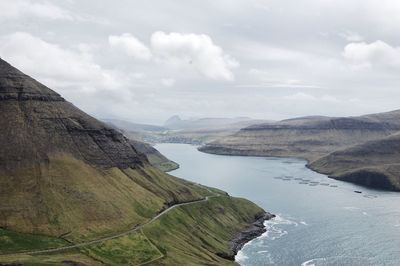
left=1, top=0, right=400, bottom=124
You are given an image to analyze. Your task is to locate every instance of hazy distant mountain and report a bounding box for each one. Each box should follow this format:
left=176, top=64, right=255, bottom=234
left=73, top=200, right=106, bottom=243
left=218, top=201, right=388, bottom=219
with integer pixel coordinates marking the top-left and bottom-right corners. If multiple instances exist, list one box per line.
left=163, top=115, right=260, bottom=130
left=200, top=113, right=400, bottom=161
left=103, top=118, right=167, bottom=132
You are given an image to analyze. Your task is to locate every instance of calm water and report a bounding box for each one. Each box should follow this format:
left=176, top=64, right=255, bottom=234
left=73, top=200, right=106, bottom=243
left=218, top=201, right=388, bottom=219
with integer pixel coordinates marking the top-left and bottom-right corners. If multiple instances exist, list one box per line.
left=156, top=143, right=400, bottom=266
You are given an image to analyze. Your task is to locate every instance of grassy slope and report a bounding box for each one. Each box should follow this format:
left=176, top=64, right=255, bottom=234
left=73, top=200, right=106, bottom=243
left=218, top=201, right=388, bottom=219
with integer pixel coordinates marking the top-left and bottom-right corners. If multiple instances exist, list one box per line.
left=128, top=140, right=179, bottom=172
left=0, top=153, right=202, bottom=241
left=146, top=153, right=179, bottom=172
left=0, top=195, right=265, bottom=266
left=81, top=231, right=162, bottom=266
left=0, top=229, right=68, bottom=254
left=143, top=196, right=265, bottom=266
left=0, top=251, right=103, bottom=266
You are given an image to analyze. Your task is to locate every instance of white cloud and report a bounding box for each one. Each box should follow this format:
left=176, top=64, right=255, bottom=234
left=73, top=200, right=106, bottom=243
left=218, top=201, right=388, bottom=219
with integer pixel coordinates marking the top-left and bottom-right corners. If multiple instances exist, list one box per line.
left=343, top=40, right=400, bottom=69
left=150, top=31, right=239, bottom=81
left=109, top=33, right=152, bottom=61
left=0, top=0, right=73, bottom=20
left=161, top=78, right=176, bottom=87
left=0, top=32, right=121, bottom=91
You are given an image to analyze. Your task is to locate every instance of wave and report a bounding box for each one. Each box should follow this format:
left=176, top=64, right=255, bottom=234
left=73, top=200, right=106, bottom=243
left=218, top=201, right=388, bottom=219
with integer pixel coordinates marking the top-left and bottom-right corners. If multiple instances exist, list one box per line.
left=301, top=256, right=375, bottom=266
left=236, top=214, right=308, bottom=265
left=259, top=214, right=307, bottom=240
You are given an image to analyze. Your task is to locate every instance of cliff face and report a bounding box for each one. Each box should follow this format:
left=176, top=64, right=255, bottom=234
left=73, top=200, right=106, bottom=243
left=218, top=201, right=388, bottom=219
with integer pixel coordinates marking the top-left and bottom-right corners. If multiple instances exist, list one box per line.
left=200, top=115, right=400, bottom=161
left=0, top=58, right=148, bottom=170
left=0, top=58, right=201, bottom=239
left=309, top=133, right=400, bottom=191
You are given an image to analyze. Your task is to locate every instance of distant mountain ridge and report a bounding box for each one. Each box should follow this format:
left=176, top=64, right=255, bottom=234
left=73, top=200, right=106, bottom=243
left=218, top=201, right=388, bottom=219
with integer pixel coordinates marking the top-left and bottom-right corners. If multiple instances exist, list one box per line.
left=200, top=110, right=400, bottom=191
left=103, top=118, right=168, bottom=132
left=200, top=113, right=400, bottom=161
left=163, top=115, right=258, bottom=130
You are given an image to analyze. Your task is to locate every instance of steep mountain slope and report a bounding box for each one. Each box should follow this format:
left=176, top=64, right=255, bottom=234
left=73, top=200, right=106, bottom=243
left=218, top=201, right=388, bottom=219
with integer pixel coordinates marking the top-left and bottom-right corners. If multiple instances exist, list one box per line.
left=129, top=140, right=179, bottom=172
left=103, top=120, right=179, bottom=172
left=0, top=58, right=200, bottom=240
left=0, top=58, right=269, bottom=265
left=309, top=133, right=400, bottom=191
left=200, top=114, right=400, bottom=161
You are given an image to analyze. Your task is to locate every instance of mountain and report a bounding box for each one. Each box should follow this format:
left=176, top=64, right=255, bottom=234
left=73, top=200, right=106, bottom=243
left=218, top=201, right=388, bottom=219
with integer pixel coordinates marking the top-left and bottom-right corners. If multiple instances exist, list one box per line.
left=200, top=114, right=400, bottom=161
left=103, top=119, right=178, bottom=171
left=129, top=140, right=179, bottom=172
left=309, top=133, right=400, bottom=191
left=0, top=58, right=270, bottom=265
left=163, top=115, right=261, bottom=131
left=103, top=118, right=167, bottom=133
left=103, top=116, right=268, bottom=145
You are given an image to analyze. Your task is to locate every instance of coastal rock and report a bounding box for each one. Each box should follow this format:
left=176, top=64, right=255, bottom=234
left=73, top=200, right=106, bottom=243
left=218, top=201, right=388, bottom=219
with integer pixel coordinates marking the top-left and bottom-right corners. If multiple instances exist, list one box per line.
left=219, top=212, right=275, bottom=260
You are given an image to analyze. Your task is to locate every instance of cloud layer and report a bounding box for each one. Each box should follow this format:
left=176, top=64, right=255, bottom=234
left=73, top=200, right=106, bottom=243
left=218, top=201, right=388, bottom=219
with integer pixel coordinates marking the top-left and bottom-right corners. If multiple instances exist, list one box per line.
left=1, top=0, right=400, bottom=123
left=0, top=32, right=120, bottom=91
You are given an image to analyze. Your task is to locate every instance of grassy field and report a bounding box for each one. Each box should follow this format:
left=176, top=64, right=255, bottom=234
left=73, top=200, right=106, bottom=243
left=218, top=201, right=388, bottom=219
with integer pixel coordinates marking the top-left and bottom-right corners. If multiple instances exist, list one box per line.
left=0, top=195, right=265, bottom=265
left=143, top=196, right=265, bottom=265
left=81, top=230, right=162, bottom=266
left=0, top=250, right=102, bottom=266
left=0, top=228, right=69, bottom=254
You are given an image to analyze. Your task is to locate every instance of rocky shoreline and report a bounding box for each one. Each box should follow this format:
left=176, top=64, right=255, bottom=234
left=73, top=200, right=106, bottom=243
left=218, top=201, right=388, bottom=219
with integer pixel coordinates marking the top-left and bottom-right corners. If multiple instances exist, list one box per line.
left=219, top=212, right=275, bottom=261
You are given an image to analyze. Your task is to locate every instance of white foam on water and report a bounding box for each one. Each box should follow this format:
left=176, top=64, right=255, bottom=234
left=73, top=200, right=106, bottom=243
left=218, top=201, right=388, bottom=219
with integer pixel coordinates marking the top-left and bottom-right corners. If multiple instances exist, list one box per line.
left=301, top=258, right=321, bottom=266
left=343, top=206, right=360, bottom=211
left=301, top=258, right=327, bottom=266
left=257, top=214, right=306, bottom=241
left=236, top=214, right=307, bottom=265
left=257, top=250, right=269, bottom=254
left=235, top=251, right=248, bottom=262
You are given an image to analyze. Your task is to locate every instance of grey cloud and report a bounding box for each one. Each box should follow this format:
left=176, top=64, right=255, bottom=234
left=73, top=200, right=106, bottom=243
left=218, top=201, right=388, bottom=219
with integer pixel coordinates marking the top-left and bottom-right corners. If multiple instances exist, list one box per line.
left=1, top=0, right=400, bottom=124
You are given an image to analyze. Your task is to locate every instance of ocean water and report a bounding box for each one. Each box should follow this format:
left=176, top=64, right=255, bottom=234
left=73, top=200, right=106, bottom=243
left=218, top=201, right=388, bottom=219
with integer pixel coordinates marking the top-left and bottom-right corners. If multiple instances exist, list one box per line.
left=156, top=143, right=400, bottom=266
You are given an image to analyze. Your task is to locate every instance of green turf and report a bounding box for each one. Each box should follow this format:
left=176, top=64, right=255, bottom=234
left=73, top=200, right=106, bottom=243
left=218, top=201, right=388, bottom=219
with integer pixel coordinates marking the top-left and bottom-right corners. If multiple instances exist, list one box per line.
left=0, top=228, right=69, bottom=254
left=143, top=196, right=265, bottom=265
left=81, top=230, right=162, bottom=266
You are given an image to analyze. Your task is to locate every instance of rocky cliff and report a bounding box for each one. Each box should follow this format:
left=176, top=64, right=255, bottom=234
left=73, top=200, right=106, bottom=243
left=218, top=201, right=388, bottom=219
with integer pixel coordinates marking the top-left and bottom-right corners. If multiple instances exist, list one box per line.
left=308, top=133, right=400, bottom=191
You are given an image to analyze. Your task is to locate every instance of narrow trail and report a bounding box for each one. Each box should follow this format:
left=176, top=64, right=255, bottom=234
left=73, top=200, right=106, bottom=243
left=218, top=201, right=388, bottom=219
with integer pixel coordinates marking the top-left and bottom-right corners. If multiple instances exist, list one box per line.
left=2, top=186, right=220, bottom=256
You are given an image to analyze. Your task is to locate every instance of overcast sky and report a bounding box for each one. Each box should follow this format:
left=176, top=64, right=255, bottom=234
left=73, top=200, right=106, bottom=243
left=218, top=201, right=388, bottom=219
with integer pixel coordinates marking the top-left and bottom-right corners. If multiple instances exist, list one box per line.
left=1, top=0, right=400, bottom=124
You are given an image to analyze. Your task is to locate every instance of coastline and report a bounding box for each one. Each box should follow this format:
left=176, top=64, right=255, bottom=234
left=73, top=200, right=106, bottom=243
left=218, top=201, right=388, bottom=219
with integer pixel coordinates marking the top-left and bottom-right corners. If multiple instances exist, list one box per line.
left=219, top=212, right=276, bottom=261
left=199, top=146, right=399, bottom=192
